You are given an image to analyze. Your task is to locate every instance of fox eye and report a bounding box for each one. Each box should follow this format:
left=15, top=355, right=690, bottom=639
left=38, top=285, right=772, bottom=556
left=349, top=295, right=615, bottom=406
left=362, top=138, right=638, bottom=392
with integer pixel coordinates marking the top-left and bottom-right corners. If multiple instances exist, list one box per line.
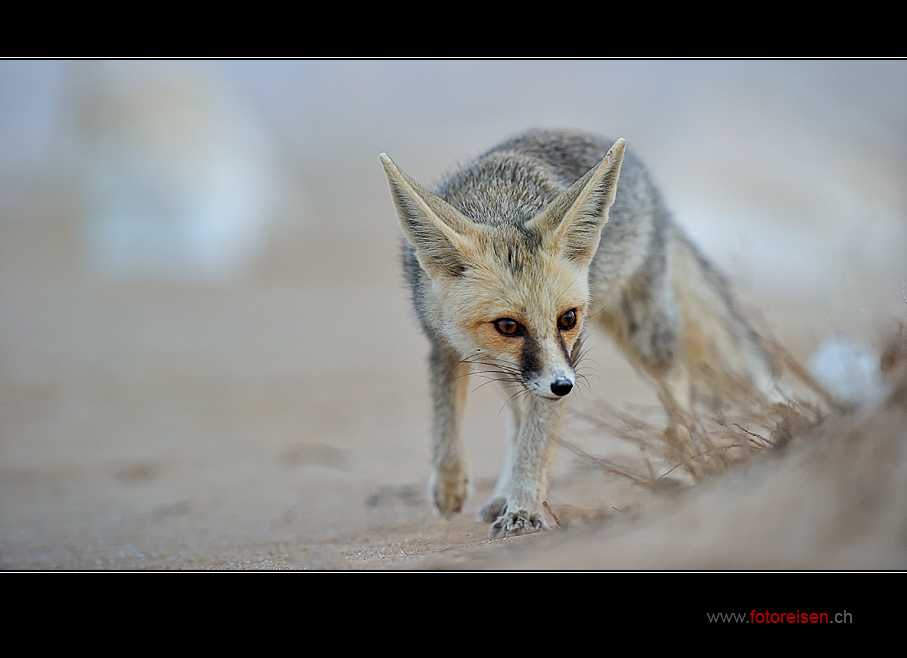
left=493, top=318, right=522, bottom=336
left=558, top=309, right=577, bottom=330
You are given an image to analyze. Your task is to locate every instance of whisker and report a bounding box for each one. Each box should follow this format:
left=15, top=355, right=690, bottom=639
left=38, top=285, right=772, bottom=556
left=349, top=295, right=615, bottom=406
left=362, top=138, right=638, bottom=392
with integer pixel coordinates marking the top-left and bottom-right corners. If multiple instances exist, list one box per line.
left=473, top=376, right=522, bottom=393
left=498, top=386, right=531, bottom=417
left=574, top=371, right=594, bottom=395
left=444, top=353, right=525, bottom=386
left=446, top=354, right=525, bottom=393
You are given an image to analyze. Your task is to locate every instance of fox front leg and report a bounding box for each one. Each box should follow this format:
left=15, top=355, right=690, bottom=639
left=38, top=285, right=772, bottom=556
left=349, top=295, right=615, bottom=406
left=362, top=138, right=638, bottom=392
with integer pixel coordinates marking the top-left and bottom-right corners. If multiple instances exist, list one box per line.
left=427, top=341, right=471, bottom=518
left=477, top=400, right=523, bottom=524
left=484, top=396, right=564, bottom=539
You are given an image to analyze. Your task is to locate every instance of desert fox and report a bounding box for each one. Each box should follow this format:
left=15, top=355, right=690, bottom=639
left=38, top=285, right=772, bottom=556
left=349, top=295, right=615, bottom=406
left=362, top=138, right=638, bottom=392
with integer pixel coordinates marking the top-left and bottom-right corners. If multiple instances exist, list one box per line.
left=380, top=129, right=776, bottom=538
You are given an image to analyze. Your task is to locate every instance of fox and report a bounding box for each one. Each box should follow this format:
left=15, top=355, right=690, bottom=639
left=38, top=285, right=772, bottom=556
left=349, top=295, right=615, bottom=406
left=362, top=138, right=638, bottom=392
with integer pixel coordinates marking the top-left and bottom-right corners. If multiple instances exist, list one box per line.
left=380, top=129, right=777, bottom=539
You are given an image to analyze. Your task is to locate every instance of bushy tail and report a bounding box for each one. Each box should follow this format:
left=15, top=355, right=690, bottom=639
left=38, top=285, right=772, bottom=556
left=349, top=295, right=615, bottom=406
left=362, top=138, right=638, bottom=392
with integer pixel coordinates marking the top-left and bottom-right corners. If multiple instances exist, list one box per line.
left=670, top=229, right=778, bottom=400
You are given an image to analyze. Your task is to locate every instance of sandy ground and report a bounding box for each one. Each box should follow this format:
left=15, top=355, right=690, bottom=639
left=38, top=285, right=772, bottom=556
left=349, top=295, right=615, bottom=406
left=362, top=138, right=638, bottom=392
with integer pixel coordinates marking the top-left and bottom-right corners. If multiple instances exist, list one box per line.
left=2, top=61, right=906, bottom=571
left=0, top=205, right=663, bottom=570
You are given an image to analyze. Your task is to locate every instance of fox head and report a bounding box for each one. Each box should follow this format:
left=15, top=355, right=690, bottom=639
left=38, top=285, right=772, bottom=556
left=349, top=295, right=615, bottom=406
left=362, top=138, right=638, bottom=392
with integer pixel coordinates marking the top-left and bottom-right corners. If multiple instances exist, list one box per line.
left=381, top=139, right=625, bottom=400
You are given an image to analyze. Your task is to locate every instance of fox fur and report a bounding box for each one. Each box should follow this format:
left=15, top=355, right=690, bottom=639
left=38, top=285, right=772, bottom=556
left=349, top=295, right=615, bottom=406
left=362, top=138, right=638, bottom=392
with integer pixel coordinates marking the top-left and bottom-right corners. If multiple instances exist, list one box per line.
left=380, top=129, right=776, bottom=538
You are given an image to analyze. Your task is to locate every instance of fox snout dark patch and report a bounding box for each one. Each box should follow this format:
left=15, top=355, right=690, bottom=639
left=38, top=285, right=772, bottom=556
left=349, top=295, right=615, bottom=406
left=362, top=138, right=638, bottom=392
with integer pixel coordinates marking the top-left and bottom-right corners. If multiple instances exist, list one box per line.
left=550, top=377, right=573, bottom=397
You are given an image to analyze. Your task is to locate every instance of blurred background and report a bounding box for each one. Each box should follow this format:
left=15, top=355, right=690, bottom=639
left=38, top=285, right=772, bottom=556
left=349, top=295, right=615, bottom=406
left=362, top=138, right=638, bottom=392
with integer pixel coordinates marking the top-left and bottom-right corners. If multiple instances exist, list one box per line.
left=2, top=60, right=905, bottom=568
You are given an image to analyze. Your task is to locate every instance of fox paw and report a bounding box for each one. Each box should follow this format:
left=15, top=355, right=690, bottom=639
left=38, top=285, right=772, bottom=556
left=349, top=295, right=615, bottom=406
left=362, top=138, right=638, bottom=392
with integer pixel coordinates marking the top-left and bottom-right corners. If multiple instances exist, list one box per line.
left=478, top=496, right=507, bottom=523
left=488, top=509, right=547, bottom=539
left=429, top=469, right=469, bottom=518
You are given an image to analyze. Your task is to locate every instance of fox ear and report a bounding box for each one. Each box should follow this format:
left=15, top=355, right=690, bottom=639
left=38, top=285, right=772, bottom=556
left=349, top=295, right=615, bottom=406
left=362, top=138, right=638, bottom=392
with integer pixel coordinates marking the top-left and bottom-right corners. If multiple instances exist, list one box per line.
left=380, top=153, right=480, bottom=279
left=526, top=138, right=625, bottom=266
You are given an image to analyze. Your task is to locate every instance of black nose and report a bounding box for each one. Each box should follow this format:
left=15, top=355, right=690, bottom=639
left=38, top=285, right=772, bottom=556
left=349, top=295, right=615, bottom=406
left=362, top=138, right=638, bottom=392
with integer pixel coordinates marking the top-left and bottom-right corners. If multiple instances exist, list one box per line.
left=550, top=378, right=573, bottom=397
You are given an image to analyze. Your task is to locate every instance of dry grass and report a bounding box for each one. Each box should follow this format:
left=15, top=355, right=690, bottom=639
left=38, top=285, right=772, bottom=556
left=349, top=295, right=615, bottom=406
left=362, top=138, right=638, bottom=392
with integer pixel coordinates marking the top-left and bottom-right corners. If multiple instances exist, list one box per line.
left=561, top=323, right=906, bottom=494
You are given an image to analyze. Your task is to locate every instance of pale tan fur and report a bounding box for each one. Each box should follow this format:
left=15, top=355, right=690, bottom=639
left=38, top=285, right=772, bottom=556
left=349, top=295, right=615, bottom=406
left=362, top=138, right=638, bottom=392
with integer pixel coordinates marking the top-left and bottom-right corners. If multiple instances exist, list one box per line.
left=381, top=130, right=775, bottom=538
